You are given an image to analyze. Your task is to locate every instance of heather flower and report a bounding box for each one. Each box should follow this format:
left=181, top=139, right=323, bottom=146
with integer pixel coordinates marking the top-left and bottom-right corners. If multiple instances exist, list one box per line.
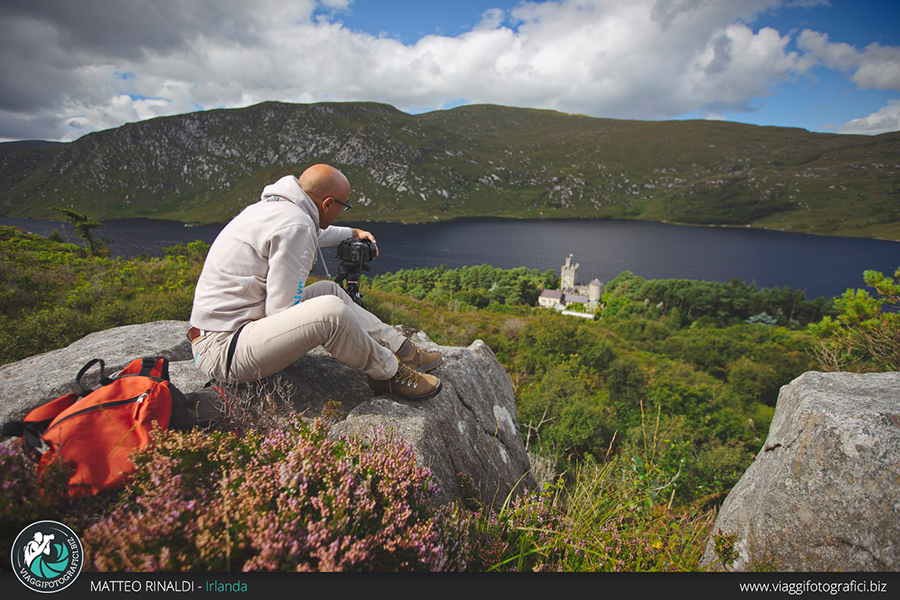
left=83, top=416, right=483, bottom=572
left=0, top=442, right=71, bottom=568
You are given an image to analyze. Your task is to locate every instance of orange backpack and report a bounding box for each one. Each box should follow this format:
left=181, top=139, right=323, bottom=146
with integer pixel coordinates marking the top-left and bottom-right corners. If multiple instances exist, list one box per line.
left=3, top=357, right=188, bottom=497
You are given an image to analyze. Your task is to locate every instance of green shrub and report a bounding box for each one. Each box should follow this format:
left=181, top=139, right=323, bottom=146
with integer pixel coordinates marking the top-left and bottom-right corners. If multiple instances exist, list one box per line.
left=483, top=458, right=715, bottom=571
left=809, top=267, right=900, bottom=372
left=0, top=227, right=208, bottom=365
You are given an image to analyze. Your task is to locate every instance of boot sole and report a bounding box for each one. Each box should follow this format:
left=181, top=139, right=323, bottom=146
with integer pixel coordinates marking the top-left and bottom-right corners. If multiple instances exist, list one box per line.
left=370, top=379, right=443, bottom=402
left=413, top=357, right=443, bottom=373
left=369, top=379, right=444, bottom=402
left=398, top=379, right=442, bottom=401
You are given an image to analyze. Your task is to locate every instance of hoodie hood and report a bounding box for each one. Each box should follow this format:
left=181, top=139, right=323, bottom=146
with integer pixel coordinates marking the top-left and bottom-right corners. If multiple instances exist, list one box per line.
left=260, top=175, right=320, bottom=229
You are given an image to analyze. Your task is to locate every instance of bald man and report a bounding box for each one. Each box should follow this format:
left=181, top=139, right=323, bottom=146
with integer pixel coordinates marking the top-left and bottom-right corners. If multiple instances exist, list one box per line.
left=189, top=164, right=442, bottom=401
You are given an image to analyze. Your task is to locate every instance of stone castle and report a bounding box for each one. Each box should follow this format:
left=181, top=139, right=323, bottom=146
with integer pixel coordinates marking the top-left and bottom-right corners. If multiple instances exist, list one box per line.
left=538, top=254, right=603, bottom=313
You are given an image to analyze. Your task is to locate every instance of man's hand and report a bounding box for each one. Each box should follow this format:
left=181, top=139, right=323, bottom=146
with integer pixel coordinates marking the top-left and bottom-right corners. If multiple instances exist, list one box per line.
left=353, top=228, right=379, bottom=258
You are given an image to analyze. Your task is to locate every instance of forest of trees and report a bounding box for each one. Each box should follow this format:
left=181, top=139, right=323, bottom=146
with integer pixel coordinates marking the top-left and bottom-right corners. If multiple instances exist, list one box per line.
left=371, top=264, right=559, bottom=309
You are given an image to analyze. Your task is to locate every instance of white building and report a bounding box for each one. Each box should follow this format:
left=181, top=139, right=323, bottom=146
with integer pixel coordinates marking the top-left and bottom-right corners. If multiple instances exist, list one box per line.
left=538, top=289, right=564, bottom=309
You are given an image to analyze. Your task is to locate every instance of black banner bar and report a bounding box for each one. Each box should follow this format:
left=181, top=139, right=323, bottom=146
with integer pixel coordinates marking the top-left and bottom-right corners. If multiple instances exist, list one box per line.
left=2, top=571, right=899, bottom=599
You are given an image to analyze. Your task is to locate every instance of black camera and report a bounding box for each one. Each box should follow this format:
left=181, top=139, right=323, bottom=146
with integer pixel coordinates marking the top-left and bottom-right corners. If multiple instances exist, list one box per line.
left=334, top=236, right=377, bottom=308
left=336, top=237, right=376, bottom=263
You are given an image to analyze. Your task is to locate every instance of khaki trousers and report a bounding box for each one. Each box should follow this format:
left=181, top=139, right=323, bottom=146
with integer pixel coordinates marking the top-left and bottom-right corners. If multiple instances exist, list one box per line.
left=191, top=281, right=403, bottom=384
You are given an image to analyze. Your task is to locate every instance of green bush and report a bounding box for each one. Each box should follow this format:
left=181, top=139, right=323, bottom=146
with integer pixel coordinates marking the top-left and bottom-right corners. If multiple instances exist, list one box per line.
left=726, top=356, right=779, bottom=407
left=518, top=360, right=617, bottom=462
left=809, top=267, right=900, bottom=372
left=605, top=356, right=648, bottom=421
left=515, top=313, right=582, bottom=376
left=0, top=226, right=208, bottom=365
left=480, top=458, right=715, bottom=571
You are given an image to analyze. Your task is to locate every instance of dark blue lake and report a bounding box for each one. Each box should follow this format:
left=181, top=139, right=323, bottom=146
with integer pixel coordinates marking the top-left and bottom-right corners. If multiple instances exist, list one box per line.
left=3, top=216, right=899, bottom=301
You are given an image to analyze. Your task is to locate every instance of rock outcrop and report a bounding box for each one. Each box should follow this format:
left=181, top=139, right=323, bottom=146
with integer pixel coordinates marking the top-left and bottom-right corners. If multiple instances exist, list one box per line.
left=0, top=320, right=536, bottom=508
left=0, top=321, right=198, bottom=425
left=702, top=371, right=900, bottom=572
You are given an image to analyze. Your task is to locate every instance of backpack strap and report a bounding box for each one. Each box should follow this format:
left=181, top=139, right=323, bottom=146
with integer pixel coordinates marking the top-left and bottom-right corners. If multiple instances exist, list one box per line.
left=2, top=391, right=80, bottom=451
left=2, top=421, right=49, bottom=452
left=223, top=325, right=245, bottom=384
left=76, top=359, right=113, bottom=396
left=117, top=356, right=170, bottom=380
left=138, top=357, right=170, bottom=380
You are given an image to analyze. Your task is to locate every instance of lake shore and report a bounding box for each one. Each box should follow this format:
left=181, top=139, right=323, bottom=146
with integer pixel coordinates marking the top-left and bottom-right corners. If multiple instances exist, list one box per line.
left=4, top=215, right=898, bottom=301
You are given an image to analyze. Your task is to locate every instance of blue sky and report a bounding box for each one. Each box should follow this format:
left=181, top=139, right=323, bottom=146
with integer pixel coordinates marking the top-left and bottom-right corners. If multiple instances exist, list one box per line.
left=729, top=0, right=899, bottom=131
left=1, top=0, right=898, bottom=142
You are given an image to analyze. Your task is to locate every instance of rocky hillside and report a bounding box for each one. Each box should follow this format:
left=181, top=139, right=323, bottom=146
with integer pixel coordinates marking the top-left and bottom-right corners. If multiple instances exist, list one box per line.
left=1, top=101, right=898, bottom=239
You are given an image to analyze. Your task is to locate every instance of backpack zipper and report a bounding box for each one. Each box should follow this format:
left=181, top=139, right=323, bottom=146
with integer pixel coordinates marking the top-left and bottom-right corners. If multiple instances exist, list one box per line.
left=44, top=390, right=152, bottom=434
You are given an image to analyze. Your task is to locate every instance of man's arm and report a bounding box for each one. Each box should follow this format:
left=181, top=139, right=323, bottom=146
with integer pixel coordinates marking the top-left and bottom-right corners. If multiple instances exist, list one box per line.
left=265, top=224, right=316, bottom=315
left=318, top=226, right=379, bottom=257
left=317, top=225, right=353, bottom=247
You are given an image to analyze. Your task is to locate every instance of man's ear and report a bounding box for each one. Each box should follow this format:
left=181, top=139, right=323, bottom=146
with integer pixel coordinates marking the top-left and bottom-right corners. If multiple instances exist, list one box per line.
left=315, top=198, right=328, bottom=220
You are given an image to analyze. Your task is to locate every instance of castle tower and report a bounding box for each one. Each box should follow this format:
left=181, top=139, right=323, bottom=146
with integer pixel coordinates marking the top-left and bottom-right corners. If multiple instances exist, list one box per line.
left=561, top=254, right=578, bottom=292
left=589, top=279, right=603, bottom=302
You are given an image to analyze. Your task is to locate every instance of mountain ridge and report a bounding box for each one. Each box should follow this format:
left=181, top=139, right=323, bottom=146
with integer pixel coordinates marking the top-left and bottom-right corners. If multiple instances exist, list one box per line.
left=1, top=101, right=898, bottom=240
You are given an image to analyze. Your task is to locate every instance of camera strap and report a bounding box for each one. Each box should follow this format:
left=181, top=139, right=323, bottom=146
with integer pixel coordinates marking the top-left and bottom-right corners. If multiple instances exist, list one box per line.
left=318, top=246, right=331, bottom=279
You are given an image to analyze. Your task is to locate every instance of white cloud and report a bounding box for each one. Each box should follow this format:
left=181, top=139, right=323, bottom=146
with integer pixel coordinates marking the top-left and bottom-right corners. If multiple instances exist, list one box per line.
left=475, top=8, right=507, bottom=31
left=2, top=0, right=890, bottom=141
left=298, top=0, right=805, bottom=118
left=837, top=99, right=900, bottom=135
left=783, top=0, right=830, bottom=8
left=798, top=30, right=900, bottom=90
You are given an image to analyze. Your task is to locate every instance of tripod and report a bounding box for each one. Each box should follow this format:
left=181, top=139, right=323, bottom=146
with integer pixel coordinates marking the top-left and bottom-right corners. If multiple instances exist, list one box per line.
left=334, top=260, right=370, bottom=308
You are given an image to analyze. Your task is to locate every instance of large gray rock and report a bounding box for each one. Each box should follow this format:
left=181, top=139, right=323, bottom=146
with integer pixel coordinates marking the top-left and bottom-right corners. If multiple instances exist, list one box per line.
left=0, top=321, right=536, bottom=509
left=0, top=320, right=193, bottom=425
left=327, top=328, right=533, bottom=507
left=702, top=371, right=900, bottom=572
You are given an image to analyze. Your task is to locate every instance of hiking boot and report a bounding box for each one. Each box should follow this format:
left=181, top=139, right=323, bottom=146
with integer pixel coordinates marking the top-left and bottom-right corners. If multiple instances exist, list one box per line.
left=396, top=338, right=443, bottom=373
left=367, top=361, right=443, bottom=401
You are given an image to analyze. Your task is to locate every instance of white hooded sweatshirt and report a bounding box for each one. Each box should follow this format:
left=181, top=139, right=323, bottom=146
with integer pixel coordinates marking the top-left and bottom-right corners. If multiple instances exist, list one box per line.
left=189, top=175, right=353, bottom=332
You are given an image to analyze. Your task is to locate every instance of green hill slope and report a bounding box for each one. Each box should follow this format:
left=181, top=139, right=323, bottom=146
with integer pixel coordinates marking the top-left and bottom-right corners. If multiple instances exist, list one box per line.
left=1, top=101, right=898, bottom=239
